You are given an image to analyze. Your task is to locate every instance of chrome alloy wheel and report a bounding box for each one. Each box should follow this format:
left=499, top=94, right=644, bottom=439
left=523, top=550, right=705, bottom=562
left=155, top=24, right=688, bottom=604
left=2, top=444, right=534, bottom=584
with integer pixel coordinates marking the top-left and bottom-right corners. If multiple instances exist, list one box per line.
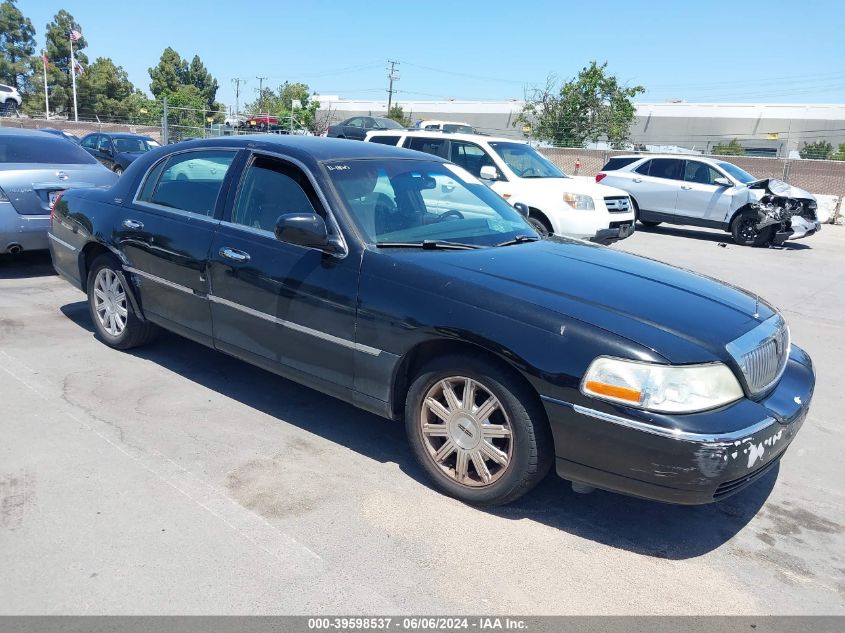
left=420, top=377, right=513, bottom=487
left=93, top=268, right=128, bottom=336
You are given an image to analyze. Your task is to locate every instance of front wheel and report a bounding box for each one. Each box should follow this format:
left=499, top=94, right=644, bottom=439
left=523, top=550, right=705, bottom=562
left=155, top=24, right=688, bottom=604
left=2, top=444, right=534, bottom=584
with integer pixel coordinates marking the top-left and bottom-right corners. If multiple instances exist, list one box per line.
left=732, top=210, right=774, bottom=246
left=526, top=215, right=550, bottom=237
left=87, top=255, right=158, bottom=349
left=405, top=355, right=553, bottom=506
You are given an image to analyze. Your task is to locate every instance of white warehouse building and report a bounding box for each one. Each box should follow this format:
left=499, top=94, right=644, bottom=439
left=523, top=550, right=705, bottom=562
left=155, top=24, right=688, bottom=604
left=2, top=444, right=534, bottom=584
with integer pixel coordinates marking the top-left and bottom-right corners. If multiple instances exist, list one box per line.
left=316, top=97, right=845, bottom=157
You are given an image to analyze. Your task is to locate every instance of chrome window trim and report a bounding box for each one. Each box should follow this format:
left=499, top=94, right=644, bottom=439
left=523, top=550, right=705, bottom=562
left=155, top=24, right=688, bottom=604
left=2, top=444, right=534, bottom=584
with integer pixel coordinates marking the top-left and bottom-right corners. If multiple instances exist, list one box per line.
left=123, top=266, right=194, bottom=295
left=232, top=149, right=349, bottom=258
left=131, top=147, right=240, bottom=218
left=208, top=294, right=382, bottom=356
left=541, top=395, right=776, bottom=444
left=47, top=232, right=77, bottom=252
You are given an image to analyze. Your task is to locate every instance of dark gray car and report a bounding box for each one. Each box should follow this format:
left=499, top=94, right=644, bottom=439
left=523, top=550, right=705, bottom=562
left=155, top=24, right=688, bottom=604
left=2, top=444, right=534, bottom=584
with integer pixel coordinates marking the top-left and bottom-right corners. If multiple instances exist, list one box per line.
left=0, top=128, right=118, bottom=254
left=326, top=116, right=404, bottom=140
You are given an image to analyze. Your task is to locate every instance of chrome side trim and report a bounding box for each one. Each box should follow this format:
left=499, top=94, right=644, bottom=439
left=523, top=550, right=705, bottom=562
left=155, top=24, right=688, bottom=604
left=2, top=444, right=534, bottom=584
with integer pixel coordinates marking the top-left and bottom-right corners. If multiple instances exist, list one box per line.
left=123, top=266, right=194, bottom=295
left=541, top=395, right=776, bottom=443
left=208, top=294, right=382, bottom=357
left=47, top=232, right=77, bottom=252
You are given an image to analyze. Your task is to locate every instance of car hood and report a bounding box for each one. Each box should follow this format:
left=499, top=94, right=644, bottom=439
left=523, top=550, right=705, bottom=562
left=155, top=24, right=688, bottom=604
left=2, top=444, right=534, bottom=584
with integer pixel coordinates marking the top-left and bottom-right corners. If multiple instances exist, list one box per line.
left=378, top=238, right=773, bottom=363
left=745, top=178, right=814, bottom=201
left=511, top=176, right=629, bottom=198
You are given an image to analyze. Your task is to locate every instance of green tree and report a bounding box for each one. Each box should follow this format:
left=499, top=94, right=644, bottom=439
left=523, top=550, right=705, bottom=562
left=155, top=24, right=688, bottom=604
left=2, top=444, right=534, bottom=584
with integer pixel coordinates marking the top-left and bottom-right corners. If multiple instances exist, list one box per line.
left=711, top=139, right=745, bottom=156
left=77, top=57, right=148, bottom=120
left=517, top=62, right=644, bottom=148
left=830, top=143, right=845, bottom=161
left=386, top=104, right=411, bottom=127
left=244, top=81, right=321, bottom=133
left=186, top=54, right=218, bottom=109
left=0, top=0, right=36, bottom=92
left=799, top=140, right=833, bottom=160
left=148, top=47, right=187, bottom=98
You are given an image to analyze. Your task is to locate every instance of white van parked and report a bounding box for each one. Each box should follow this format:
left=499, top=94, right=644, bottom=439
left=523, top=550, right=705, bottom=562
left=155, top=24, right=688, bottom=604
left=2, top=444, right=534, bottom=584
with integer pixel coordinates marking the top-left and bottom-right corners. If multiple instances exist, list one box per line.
left=365, top=130, right=635, bottom=244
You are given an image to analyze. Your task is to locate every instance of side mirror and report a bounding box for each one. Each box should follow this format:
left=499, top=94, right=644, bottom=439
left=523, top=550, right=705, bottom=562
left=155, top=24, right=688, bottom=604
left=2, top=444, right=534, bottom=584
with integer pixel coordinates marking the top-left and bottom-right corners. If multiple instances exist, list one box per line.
left=513, top=202, right=529, bottom=216
left=479, top=165, right=499, bottom=181
left=713, top=177, right=732, bottom=187
left=274, top=213, right=343, bottom=253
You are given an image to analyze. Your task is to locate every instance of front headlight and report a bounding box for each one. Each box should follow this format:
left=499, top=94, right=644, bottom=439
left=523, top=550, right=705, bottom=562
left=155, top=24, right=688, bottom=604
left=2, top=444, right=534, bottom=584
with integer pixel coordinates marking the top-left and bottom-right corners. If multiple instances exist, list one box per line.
left=581, top=357, right=743, bottom=413
left=562, top=192, right=595, bottom=210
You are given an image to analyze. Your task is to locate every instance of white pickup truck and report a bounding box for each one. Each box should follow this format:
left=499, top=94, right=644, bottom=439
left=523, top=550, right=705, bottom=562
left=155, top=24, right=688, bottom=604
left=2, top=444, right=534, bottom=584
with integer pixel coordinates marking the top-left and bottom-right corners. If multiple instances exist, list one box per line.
left=365, top=130, right=635, bottom=244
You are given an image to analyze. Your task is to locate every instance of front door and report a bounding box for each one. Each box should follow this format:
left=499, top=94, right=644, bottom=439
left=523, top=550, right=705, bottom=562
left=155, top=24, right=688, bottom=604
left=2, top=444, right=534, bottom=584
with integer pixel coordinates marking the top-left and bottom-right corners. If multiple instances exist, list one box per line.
left=207, top=152, right=358, bottom=390
left=675, top=160, right=734, bottom=223
left=120, top=148, right=239, bottom=343
left=95, top=136, right=116, bottom=169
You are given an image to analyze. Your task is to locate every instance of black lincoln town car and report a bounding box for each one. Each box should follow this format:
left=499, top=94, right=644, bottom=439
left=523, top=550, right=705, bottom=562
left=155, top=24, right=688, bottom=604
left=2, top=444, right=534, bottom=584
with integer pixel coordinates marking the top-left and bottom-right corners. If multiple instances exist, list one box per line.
left=47, top=136, right=815, bottom=506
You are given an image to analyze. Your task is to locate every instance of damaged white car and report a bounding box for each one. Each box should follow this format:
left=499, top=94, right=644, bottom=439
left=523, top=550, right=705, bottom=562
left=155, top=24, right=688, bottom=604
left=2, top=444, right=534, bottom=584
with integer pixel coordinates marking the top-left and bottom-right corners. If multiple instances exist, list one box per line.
left=596, top=155, right=821, bottom=246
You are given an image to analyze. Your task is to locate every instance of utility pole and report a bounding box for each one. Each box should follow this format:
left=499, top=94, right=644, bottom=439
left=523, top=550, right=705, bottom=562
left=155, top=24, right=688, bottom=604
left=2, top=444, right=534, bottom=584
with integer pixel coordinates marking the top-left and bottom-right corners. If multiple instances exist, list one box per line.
left=255, top=76, right=267, bottom=114
left=386, top=60, right=399, bottom=113
left=232, top=77, right=247, bottom=118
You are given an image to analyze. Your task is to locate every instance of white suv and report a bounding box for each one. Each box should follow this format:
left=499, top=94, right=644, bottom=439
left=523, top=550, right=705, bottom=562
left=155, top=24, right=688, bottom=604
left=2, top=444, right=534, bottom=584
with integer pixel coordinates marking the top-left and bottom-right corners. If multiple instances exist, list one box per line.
left=365, top=130, right=636, bottom=244
left=0, top=84, right=22, bottom=115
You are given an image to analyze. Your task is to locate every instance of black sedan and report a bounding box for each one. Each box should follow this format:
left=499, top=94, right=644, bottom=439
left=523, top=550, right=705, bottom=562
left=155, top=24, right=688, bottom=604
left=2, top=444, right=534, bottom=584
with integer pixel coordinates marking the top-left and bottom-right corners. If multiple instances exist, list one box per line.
left=79, top=132, right=160, bottom=176
left=326, top=116, right=404, bottom=140
left=47, top=136, right=814, bottom=506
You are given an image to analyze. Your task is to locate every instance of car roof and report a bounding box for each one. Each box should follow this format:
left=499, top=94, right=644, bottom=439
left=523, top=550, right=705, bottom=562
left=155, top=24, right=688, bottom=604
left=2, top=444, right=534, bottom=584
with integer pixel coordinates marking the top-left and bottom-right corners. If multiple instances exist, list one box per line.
left=367, top=129, right=524, bottom=144
left=157, top=135, right=443, bottom=162
left=0, top=128, right=66, bottom=138
left=610, top=153, right=712, bottom=160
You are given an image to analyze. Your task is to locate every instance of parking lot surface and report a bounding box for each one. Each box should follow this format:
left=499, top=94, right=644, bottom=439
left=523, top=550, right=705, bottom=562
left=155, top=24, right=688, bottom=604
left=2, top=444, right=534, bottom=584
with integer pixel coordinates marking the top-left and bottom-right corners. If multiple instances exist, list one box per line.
left=1, top=225, right=843, bottom=615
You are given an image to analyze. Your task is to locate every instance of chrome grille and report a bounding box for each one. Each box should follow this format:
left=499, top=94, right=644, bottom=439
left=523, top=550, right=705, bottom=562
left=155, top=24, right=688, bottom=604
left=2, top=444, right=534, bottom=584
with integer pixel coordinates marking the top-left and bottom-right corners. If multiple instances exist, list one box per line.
left=726, top=315, right=790, bottom=396
left=604, top=196, right=631, bottom=213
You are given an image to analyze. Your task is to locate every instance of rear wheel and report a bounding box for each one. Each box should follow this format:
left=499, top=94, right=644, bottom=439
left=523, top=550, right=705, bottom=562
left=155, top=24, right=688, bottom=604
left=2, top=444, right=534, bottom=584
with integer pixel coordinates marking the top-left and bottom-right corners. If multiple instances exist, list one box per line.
left=732, top=210, right=773, bottom=246
left=2, top=100, right=17, bottom=116
left=633, top=199, right=661, bottom=227
left=405, top=355, right=553, bottom=506
left=87, top=254, right=158, bottom=349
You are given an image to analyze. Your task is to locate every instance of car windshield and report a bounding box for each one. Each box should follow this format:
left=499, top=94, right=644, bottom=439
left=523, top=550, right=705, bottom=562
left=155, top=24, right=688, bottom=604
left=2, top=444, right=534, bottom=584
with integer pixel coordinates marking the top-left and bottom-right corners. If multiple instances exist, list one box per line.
left=113, top=137, right=155, bottom=153
left=325, top=158, right=537, bottom=248
left=489, top=142, right=565, bottom=178
left=0, top=135, right=97, bottom=164
left=717, top=161, right=756, bottom=184
left=376, top=118, right=404, bottom=130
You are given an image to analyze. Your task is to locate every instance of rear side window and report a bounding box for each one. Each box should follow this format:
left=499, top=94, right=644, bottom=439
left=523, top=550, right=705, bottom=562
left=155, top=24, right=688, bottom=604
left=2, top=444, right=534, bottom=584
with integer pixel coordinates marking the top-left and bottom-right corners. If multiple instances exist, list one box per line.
left=404, top=137, right=448, bottom=159
left=637, top=158, right=683, bottom=180
left=0, top=135, right=97, bottom=164
left=602, top=157, right=640, bottom=171
left=137, top=150, right=236, bottom=217
left=368, top=135, right=401, bottom=146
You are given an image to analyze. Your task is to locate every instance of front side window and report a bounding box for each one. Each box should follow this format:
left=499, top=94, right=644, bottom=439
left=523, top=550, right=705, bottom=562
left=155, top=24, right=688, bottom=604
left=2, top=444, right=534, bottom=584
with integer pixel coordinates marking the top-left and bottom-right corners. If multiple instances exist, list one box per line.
left=97, top=137, right=112, bottom=152
left=683, top=161, right=721, bottom=185
left=326, top=159, right=534, bottom=247
left=231, top=155, right=320, bottom=233
left=449, top=141, right=495, bottom=178
left=137, top=150, right=235, bottom=216
left=80, top=135, right=98, bottom=149
left=488, top=142, right=564, bottom=178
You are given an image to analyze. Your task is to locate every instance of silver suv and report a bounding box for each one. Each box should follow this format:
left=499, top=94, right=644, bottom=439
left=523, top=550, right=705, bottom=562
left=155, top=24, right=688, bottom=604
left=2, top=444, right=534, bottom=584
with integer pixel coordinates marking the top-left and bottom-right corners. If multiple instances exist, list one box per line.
left=597, top=154, right=820, bottom=246
left=0, top=84, right=22, bottom=116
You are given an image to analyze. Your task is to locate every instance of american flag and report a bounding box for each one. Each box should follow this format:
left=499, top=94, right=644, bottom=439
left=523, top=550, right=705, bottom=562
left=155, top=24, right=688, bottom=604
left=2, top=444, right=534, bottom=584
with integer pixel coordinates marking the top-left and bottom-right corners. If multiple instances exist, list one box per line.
left=69, top=30, right=82, bottom=41
left=74, top=60, right=85, bottom=76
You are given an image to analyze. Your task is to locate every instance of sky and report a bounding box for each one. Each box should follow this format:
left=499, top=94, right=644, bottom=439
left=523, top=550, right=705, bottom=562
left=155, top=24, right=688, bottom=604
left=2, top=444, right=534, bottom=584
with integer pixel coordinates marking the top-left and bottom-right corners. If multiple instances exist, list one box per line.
left=17, top=0, right=845, bottom=109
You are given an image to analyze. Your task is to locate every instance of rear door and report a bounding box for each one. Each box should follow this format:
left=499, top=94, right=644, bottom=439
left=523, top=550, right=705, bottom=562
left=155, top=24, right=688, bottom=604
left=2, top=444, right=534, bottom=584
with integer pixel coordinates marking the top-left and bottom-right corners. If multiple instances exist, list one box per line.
left=120, top=148, right=240, bottom=344
left=207, top=152, right=358, bottom=389
left=629, top=158, right=683, bottom=214
left=675, top=160, right=734, bottom=222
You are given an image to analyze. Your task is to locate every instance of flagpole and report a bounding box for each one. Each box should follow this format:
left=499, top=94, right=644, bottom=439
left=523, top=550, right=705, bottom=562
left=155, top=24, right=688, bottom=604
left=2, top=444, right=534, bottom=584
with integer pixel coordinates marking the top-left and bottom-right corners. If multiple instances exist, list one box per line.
left=69, top=35, right=78, bottom=122
left=42, top=51, right=49, bottom=120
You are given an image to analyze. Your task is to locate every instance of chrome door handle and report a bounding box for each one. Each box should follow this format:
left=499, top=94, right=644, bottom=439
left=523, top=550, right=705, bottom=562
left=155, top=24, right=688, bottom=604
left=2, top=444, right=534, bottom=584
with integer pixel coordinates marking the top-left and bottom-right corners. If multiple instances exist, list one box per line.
left=681, top=185, right=692, bottom=190
left=219, top=247, right=250, bottom=263
left=122, top=219, right=144, bottom=230
left=632, top=178, right=642, bottom=183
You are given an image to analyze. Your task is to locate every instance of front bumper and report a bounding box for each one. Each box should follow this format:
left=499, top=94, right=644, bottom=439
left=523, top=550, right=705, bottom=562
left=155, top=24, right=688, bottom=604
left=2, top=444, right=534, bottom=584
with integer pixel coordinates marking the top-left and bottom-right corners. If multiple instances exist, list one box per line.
left=542, top=345, right=814, bottom=504
left=591, top=220, right=635, bottom=245
left=788, top=216, right=821, bottom=240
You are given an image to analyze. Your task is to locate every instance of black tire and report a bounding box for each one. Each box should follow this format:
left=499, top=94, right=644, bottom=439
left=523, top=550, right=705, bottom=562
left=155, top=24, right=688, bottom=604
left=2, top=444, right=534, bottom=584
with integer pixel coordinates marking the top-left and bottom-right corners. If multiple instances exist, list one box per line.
left=526, top=213, right=551, bottom=237
left=87, top=254, right=158, bottom=349
left=113, top=166, right=124, bottom=176
left=731, top=210, right=774, bottom=247
left=632, top=198, right=661, bottom=227
left=404, top=354, right=553, bottom=506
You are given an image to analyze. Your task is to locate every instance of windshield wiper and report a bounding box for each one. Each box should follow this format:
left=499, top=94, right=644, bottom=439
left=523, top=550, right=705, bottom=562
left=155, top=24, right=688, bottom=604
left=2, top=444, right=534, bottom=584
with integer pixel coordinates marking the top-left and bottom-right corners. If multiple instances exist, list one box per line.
left=494, top=235, right=540, bottom=247
left=375, top=240, right=481, bottom=251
